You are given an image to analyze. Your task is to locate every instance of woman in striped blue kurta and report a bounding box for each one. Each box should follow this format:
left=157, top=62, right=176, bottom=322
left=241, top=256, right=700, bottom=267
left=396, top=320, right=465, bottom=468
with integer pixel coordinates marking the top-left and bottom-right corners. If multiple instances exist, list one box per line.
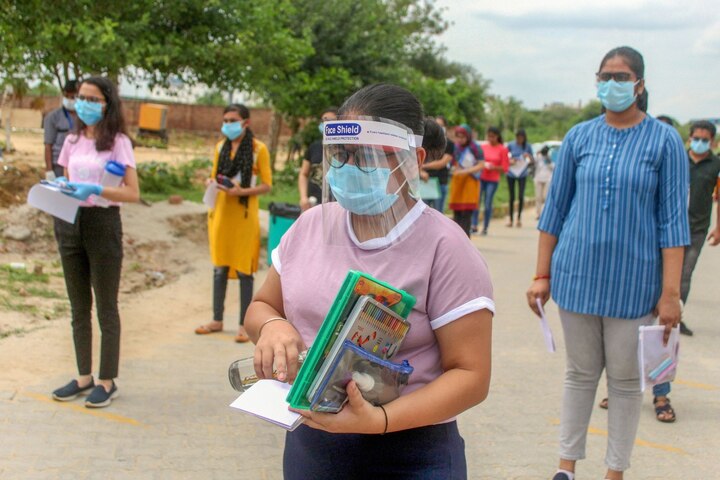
left=527, top=47, right=689, bottom=480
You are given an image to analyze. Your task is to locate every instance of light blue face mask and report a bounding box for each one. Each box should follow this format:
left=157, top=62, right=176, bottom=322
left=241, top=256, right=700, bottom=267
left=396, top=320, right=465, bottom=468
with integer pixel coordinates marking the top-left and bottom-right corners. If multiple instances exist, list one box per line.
left=75, top=99, right=103, bottom=126
left=318, top=122, right=325, bottom=134
left=690, top=138, right=711, bottom=155
left=326, top=159, right=406, bottom=215
left=221, top=121, right=244, bottom=140
left=596, top=80, right=638, bottom=112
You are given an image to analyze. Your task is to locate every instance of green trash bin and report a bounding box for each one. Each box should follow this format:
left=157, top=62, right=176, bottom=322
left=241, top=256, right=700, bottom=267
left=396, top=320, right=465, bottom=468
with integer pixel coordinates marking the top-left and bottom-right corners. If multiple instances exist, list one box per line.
left=267, top=202, right=302, bottom=266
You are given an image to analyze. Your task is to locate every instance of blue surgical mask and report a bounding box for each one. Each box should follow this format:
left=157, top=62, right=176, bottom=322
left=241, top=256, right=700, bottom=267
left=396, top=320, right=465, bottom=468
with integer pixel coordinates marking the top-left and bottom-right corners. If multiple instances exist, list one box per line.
left=326, top=160, right=406, bottom=215
left=221, top=121, right=244, bottom=140
left=75, top=99, right=103, bottom=126
left=596, top=80, right=638, bottom=112
left=318, top=123, right=325, bottom=134
left=690, top=138, right=711, bottom=155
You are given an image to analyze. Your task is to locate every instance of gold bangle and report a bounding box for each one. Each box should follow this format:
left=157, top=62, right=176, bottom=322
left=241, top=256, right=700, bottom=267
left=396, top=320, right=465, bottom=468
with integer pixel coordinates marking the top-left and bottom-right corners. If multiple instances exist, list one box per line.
left=258, top=317, right=289, bottom=337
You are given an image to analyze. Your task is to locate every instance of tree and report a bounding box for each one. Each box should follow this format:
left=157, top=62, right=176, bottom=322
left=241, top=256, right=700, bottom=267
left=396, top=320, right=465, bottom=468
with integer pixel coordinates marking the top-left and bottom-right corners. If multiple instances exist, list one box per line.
left=195, top=90, right=227, bottom=107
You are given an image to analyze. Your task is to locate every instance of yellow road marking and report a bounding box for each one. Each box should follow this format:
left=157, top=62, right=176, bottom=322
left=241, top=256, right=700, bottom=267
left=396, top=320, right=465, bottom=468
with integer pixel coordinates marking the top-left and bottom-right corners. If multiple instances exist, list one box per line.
left=673, top=379, right=718, bottom=391
left=21, top=391, right=144, bottom=426
left=551, top=419, right=687, bottom=455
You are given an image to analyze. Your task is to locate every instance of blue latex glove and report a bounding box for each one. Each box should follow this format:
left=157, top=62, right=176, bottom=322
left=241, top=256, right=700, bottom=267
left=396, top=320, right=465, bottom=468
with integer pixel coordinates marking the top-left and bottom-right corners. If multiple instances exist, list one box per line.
left=64, top=182, right=103, bottom=200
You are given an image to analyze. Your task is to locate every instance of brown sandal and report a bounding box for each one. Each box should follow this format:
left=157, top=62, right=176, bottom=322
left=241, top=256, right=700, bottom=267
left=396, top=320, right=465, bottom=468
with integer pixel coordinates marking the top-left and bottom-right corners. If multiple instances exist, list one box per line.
left=598, top=397, right=608, bottom=409
left=195, top=325, right=222, bottom=335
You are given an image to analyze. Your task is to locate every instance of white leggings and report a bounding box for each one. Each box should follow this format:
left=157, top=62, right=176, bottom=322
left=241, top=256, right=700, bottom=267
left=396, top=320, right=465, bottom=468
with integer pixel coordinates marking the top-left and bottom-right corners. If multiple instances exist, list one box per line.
left=558, top=308, right=654, bottom=472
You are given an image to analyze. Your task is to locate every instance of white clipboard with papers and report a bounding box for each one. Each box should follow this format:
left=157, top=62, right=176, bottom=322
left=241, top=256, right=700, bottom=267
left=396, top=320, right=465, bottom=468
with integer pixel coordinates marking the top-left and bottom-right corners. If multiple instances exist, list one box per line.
left=27, top=183, right=82, bottom=223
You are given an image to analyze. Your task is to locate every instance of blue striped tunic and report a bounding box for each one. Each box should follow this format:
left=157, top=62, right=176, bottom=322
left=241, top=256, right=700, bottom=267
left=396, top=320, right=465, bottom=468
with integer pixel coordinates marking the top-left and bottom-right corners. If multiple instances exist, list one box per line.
left=538, top=115, right=690, bottom=319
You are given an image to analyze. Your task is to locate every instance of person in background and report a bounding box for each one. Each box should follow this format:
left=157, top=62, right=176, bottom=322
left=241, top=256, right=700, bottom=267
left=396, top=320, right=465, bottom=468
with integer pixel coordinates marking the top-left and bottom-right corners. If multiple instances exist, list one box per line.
left=51, top=76, right=140, bottom=408
left=299, top=108, right=337, bottom=211
left=420, top=115, right=454, bottom=212
left=533, top=145, right=554, bottom=219
left=526, top=46, right=688, bottom=480
left=245, top=83, right=493, bottom=479
left=448, top=124, right=485, bottom=236
left=195, top=104, right=272, bottom=343
left=474, top=127, right=509, bottom=235
left=506, top=128, right=534, bottom=227
left=43, top=80, right=79, bottom=180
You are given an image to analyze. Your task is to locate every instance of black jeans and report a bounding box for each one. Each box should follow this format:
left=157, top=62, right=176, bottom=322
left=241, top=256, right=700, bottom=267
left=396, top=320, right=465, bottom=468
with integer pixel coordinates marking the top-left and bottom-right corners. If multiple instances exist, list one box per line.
left=213, top=267, right=253, bottom=325
left=680, top=232, right=707, bottom=304
left=54, top=207, right=123, bottom=380
left=507, top=176, right=527, bottom=222
left=453, top=210, right=473, bottom=237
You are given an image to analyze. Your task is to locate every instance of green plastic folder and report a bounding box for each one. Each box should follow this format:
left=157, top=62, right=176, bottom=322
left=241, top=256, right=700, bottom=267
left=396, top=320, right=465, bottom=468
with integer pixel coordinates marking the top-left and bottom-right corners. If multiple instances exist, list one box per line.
left=286, top=270, right=416, bottom=410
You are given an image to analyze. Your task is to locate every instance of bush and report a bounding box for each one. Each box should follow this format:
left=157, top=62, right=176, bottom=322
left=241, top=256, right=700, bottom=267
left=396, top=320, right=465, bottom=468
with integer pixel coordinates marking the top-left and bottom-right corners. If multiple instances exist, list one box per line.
left=137, top=158, right=211, bottom=195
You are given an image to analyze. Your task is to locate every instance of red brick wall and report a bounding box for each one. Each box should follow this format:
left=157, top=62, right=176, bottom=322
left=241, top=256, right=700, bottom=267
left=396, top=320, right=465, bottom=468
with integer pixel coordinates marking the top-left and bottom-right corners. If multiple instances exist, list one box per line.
left=15, top=95, right=291, bottom=137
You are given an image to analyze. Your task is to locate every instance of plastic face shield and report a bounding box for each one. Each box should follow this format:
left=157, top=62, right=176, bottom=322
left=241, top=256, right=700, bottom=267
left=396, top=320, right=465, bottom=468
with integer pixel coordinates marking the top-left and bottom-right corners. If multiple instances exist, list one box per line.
left=321, top=116, right=422, bottom=246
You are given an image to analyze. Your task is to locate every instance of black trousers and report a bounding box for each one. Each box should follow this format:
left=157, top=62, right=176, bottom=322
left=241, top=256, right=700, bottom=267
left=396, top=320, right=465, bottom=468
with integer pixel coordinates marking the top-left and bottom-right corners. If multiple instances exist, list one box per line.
left=213, top=267, right=253, bottom=325
left=453, top=210, right=473, bottom=238
left=54, top=207, right=123, bottom=380
left=507, top=176, right=527, bottom=222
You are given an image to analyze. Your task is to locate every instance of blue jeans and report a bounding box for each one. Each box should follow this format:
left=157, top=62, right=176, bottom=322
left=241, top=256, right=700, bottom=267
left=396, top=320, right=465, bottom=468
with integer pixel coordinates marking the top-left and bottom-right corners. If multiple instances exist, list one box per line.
left=283, top=422, right=467, bottom=479
left=472, top=180, right=499, bottom=232
left=652, top=381, right=671, bottom=397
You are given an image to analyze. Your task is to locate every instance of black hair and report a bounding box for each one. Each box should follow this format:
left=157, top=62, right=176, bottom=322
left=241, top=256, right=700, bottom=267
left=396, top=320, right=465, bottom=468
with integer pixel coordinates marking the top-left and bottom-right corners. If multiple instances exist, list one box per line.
left=75, top=76, right=127, bottom=152
left=540, top=145, right=550, bottom=155
left=690, top=120, right=717, bottom=138
left=223, top=103, right=250, bottom=119
left=515, top=128, right=527, bottom=146
left=338, top=83, right=445, bottom=155
left=487, top=126, right=503, bottom=144
left=63, top=79, right=79, bottom=93
left=338, top=83, right=424, bottom=135
left=599, top=46, right=648, bottom=112
left=422, top=117, right=447, bottom=161
left=656, top=115, right=674, bottom=126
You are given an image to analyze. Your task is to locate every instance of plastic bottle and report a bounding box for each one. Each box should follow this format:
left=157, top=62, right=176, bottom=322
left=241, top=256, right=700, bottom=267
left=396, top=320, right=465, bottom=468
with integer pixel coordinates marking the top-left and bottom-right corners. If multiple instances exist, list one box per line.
left=95, top=161, right=126, bottom=206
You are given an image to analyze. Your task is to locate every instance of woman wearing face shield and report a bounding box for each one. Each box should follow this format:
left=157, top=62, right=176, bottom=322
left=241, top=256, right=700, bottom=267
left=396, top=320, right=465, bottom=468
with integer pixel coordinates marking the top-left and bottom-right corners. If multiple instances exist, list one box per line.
left=526, top=46, right=689, bottom=480
left=245, top=84, right=494, bottom=478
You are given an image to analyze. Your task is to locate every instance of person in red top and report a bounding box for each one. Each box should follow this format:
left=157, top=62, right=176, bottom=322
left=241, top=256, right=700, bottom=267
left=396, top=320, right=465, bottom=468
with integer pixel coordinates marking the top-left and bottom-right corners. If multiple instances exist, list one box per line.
left=472, top=126, right=510, bottom=235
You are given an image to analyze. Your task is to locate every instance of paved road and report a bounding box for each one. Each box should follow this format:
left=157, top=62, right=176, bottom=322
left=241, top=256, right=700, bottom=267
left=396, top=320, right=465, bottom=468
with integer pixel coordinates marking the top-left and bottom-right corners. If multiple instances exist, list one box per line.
left=1, top=212, right=718, bottom=479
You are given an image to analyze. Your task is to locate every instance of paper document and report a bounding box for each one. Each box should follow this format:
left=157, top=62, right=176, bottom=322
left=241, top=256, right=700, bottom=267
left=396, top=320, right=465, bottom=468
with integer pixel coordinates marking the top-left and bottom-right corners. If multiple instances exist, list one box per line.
left=508, top=158, right=529, bottom=177
left=203, top=183, right=218, bottom=208
left=229, top=379, right=304, bottom=431
left=27, top=184, right=82, bottom=223
left=535, top=298, right=556, bottom=353
left=638, top=325, right=680, bottom=392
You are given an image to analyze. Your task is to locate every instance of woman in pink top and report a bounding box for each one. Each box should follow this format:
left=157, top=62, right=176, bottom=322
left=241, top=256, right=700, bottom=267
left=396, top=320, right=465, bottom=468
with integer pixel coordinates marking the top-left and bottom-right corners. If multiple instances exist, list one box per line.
left=473, top=127, right=510, bottom=235
left=244, top=84, right=494, bottom=479
left=51, top=77, right=139, bottom=408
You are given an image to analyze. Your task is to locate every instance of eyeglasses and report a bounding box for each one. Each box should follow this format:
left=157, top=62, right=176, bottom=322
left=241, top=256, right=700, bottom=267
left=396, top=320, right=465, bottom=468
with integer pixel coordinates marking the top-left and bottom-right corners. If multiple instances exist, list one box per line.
left=595, top=72, right=636, bottom=83
left=76, top=94, right=105, bottom=104
left=326, top=145, right=401, bottom=172
left=690, top=137, right=710, bottom=143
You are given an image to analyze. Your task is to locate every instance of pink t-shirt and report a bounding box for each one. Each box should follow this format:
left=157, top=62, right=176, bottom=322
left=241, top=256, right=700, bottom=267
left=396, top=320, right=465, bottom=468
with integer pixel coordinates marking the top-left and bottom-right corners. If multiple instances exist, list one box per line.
left=273, top=201, right=495, bottom=397
left=479, top=143, right=510, bottom=182
left=57, top=133, right=136, bottom=206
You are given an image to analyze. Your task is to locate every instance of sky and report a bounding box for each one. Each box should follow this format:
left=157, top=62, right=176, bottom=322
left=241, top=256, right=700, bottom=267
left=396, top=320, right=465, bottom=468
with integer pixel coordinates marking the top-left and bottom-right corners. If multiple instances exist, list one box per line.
left=435, top=0, right=720, bottom=123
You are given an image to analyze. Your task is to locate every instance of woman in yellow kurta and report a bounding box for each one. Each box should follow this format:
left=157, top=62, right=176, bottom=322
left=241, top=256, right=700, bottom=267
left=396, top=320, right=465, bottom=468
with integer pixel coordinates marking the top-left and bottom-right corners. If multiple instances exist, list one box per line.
left=195, top=104, right=272, bottom=342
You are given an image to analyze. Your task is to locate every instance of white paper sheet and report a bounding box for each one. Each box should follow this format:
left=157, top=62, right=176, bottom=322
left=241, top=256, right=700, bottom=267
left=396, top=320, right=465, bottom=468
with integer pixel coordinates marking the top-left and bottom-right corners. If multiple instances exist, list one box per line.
left=26, top=184, right=82, bottom=223
left=229, top=379, right=304, bottom=431
left=508, top=158, right=529, bottom=177
left=203, top=182, right=218, bottom=208
left=535, top=298, right=556, bottom=353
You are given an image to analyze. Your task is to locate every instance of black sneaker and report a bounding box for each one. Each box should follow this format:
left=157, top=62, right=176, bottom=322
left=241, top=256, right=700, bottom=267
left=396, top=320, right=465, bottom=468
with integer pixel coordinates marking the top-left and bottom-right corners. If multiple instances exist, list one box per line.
left=52, top=379, right=95, bottom=401
left=85, top=382, right=118, bottom=408
left=679, top=321, right=694, bottom=336
left=552, top=473, right=572, bottom=480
